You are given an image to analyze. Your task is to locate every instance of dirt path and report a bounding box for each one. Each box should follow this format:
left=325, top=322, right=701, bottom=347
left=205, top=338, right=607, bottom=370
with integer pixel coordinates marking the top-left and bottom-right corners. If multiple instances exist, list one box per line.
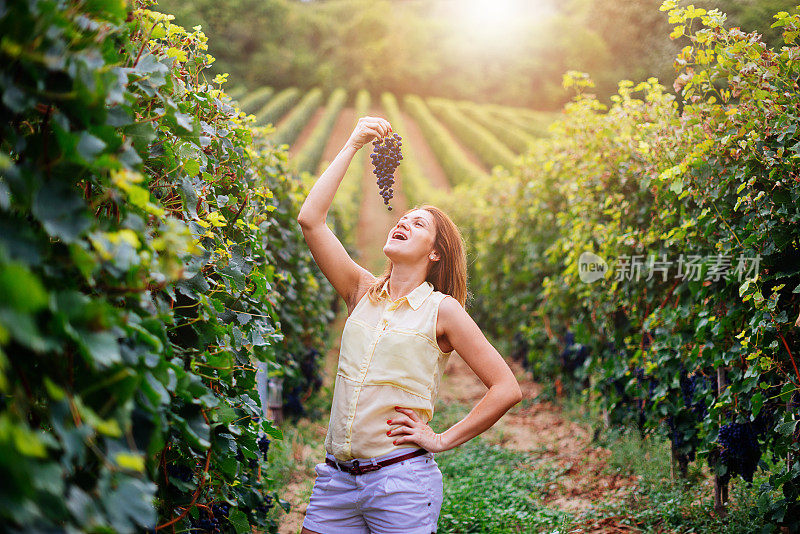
left=399, top=110, right=451, bottom=191
left=287, top=106, right=325, bottom=159
left=316, top=107, right=358, bottom=174
left=438, top=354, right=637, bottom=516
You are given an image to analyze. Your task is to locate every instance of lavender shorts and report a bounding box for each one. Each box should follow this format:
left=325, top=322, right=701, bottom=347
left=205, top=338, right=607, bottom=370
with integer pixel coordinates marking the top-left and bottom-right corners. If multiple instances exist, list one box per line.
left=301, top=447, right=444, bottom=534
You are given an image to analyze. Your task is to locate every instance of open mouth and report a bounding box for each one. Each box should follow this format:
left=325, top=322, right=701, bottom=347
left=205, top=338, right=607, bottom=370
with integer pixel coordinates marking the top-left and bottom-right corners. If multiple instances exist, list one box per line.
left=391, top=231, right=407, bottom=241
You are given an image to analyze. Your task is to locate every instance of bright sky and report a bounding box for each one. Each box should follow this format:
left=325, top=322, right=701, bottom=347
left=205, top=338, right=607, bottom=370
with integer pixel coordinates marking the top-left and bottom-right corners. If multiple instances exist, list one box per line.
left=444, top=0, right=555, bottom=50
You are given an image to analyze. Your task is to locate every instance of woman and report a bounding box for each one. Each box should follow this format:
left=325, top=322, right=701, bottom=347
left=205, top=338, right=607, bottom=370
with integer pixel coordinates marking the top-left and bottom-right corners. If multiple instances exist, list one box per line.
left=296, top=116, right=523, bottom=534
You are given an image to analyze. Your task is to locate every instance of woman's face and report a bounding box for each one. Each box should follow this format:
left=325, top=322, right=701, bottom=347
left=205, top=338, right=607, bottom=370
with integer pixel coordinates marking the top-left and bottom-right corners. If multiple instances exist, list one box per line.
left=383, top=209, right=438, bottom=263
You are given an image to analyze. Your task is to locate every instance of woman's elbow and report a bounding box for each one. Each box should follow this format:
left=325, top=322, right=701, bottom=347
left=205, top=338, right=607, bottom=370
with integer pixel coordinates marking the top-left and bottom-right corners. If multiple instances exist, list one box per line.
left=507, top=381, right=523, bottom=405
left=297, top=210, right=325, bottom=229
left=511, top=385, right=523, bottom=405
left=297, top=213, right=318, bottom=229
left=495, top=381, right=523, bottom=407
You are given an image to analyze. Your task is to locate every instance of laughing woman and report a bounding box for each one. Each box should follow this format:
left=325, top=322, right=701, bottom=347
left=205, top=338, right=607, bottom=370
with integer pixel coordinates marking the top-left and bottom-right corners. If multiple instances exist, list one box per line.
left=296, top=116, right=523, bottom=534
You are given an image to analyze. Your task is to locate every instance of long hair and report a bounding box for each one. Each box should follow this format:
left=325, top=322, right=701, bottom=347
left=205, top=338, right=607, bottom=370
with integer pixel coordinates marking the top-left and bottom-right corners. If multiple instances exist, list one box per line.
left=366, top=204, right=468, bottom=307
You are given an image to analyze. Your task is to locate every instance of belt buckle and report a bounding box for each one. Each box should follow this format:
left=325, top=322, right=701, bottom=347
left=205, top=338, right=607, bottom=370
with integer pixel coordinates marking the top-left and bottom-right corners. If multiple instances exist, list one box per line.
left=350, top=459, right=363, bottom=476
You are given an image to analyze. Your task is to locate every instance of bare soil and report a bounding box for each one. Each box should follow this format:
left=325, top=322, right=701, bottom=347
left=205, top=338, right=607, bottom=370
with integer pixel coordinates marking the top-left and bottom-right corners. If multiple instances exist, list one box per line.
left=286, top=106, right=325, bottom=159
left=398, top=110, right=451, bottom=191
left=439, top=355, right=638, bottom=517
left=316, top=107, right=358, bottom=174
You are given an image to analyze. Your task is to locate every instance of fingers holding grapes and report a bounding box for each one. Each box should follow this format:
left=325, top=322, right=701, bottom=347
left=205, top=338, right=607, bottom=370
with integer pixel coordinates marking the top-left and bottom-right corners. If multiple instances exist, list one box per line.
left=348, top=116, right=392, bottom=150
left=365, top=116, right=392, bottom=138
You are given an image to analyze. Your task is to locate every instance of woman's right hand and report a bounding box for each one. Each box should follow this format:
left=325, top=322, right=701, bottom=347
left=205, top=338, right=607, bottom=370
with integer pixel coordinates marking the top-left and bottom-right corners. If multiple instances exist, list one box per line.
left=346, top=116, right=392, bottom=151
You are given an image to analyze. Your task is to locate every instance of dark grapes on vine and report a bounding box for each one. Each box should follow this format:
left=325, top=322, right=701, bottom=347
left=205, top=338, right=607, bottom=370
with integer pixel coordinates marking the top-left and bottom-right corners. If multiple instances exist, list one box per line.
left=258, top=434, right=271, bottom=461
left=714, top=420, right=763, bottom=484
left=167, top=464, right=193, bottom=483
left=256, top=494, right=275, bottom=516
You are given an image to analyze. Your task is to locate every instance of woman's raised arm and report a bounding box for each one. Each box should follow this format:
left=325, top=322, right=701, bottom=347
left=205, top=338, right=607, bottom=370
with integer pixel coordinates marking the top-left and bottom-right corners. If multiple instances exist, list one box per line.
left=296, top=116, right=392, bottom=308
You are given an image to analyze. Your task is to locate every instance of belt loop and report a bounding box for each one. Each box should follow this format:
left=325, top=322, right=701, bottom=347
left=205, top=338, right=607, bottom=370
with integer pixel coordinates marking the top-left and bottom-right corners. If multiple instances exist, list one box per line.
left=328, top=456, right=342, bottom=471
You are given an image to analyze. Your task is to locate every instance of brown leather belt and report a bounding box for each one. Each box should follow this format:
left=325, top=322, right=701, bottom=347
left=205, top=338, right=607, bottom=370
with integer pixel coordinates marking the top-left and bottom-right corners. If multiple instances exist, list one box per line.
left=326, top=448, right=429, bottom=476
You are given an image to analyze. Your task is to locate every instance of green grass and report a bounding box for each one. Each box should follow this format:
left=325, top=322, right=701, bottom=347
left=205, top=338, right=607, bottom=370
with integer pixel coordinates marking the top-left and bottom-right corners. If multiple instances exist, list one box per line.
left=434, top=439, right=571, bottom=533
left=431, top=398, right=572, bottom=533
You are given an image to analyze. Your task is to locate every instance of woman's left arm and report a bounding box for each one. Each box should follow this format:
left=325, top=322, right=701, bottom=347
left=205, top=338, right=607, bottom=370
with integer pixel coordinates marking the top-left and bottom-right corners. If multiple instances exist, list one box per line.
left=388, top=296, right=524, bottom=452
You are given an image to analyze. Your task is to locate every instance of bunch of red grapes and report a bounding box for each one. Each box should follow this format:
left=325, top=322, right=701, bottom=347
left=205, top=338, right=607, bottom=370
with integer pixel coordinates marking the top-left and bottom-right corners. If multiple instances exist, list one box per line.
left=370, top=133, right=403, bottom=211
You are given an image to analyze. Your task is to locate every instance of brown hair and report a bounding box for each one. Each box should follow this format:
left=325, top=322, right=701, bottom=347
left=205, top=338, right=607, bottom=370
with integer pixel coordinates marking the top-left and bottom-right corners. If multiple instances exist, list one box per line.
left=366, top=204, right=468, bottom=307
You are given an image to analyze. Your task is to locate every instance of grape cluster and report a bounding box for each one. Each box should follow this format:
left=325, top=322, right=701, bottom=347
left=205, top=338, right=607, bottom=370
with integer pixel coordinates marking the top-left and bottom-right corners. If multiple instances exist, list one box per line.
left=167, top=464, right=193, bottom=483
left=190, top=511, right=220, bottom=533
left=752, top=406, right=776, bottom=437
left=716, top=421, right=763, bottom=483
left=510, top=331, right=531, bottom=371
left=301, top=347, right=323, bottom=392
left=370, top=133, right=402, bottom=211
left=679, top=370, right=709, bottom=420
left=256, top=494, right=274, bottom=516
left=284, top=385, right=305, bottom=418
left=632, top=367, right=654, bottom=428
left=659, top=369, right=711, bottom=467
left=559, top=330, right=590, bottom=374
left=641, top=330, right=654, bottom=350
left=257, top=435, right=271, bottom=461
left=211, top=503, right=231, bottom=520
left=188, top=503, right=232, bottom=533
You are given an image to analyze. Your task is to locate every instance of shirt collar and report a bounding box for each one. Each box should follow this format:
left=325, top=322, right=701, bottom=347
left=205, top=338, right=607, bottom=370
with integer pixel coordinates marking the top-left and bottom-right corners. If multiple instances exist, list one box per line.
left=378, top=279, right=434, bottom=310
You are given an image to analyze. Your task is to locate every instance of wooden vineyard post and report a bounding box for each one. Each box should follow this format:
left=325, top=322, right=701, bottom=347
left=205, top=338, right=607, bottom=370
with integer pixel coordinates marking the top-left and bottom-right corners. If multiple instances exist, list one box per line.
left=679, top=455, right=689, bottom=479
left=670, top=440, right=678, bottom=480
left=789, top=393, right=798, bottom=476
left=255, top=362, right=284, bottom=425
left=714, top=367, right=729, bottom=515
left=668, top=430, right=690, bottom=480
left=591, top=373, right=612, bottom=429
left=267, top=377, right=284, bottom=425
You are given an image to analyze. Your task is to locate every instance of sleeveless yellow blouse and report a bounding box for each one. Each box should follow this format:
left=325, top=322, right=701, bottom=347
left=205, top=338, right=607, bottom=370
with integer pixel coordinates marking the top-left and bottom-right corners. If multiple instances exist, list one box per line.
left=324, top=278, right=454, bottom=461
